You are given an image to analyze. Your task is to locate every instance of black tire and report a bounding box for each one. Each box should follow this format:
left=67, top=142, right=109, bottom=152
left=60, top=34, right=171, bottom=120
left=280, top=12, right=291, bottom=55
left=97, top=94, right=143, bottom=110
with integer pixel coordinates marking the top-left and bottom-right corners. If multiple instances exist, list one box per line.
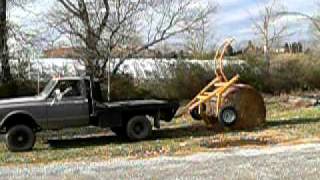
left=111, top=127, right=127, bottom=138
left=5, top=125, right=36, bottom=152
left=190, top=104, right=206, bottom=121
left=126, top=116, right=152, bottom=141
left=190, top=108, right=202, bottom=121
left=218, top=106, right=238, bottom=127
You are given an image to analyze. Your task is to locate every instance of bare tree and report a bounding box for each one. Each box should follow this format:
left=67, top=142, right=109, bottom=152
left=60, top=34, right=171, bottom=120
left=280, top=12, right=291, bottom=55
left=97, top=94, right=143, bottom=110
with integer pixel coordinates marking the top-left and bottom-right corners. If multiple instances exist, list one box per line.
left=47, top=0, right=215, bottom=78
left=279, top=12, right=320, bottom=33
left=0, top=0, right=36, bottom=83
left=184, top=14, right=216, bottom=59
left=278, top=2, right=320, bottom=40
left=0, top=0, right=11, bottom=83
left=251, top=0, right=287, bottom=68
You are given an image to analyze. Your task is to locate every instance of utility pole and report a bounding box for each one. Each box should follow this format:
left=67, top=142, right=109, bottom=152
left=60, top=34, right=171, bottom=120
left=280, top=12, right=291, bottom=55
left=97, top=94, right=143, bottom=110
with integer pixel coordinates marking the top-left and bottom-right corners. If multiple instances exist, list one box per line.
left=0, top=0, right=11, bottom=83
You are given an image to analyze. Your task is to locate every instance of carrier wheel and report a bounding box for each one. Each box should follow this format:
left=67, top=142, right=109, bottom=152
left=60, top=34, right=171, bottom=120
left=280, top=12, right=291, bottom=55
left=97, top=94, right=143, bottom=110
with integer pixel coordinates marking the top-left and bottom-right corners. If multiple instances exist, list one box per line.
left=190, top=108, right=202, bottom=121
left=190, top=104, right=206, bottom=121
left=218, top=106, right=238, bottom=127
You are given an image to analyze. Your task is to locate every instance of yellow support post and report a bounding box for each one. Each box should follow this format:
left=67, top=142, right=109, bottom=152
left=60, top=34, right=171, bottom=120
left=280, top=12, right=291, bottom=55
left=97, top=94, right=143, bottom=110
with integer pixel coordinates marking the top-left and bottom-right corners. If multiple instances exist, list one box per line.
left=185, top=77, right=221, bottom=109
left=184, top=38, right=240, bottom=121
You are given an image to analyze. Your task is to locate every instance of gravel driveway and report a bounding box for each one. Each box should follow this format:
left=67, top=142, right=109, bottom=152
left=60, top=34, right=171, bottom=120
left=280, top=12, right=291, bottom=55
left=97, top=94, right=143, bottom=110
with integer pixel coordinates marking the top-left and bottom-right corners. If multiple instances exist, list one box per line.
left=1, top=143, right=320, bottom=180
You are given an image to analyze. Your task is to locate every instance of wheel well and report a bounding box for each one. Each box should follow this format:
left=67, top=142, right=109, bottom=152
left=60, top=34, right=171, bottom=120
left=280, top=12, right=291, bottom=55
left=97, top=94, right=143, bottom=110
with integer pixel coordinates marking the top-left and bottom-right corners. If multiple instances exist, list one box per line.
left=122, top=111, right=159, bottom=129
left=1, top=114, right=40, bottom=133
left=124, top=111, right=157, bottom=121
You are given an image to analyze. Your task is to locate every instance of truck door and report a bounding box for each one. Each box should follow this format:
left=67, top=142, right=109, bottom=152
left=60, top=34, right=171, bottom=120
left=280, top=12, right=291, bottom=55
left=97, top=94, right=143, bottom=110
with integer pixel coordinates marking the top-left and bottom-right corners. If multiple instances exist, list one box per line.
left=47, top=80, right=90, bottom=129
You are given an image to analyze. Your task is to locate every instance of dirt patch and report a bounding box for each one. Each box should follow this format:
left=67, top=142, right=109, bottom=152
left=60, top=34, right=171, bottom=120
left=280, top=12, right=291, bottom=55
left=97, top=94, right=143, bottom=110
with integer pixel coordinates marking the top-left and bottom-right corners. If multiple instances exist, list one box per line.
left=199, top=130, right=284, bottom=149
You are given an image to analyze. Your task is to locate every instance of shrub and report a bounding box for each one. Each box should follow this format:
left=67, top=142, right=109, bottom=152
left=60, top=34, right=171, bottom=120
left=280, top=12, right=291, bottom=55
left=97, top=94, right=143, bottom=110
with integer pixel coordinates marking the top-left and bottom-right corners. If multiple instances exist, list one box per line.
left=225, top=63, right=267, bottom=92
left=234, top=53, right=320, bottom=94
left=165, top=61, right=213, bottom=99
left=100, top=74, right=153, bottom=101
left=141, top=61, right=214, bottom=100
left=267, top=59, right=303, bottom=92
left=0, top=80, right=38, bottom=98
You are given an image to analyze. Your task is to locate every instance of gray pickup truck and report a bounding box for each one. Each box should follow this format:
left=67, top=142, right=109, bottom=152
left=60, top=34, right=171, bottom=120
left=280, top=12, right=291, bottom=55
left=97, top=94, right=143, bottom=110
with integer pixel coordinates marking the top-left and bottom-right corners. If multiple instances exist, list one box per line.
left=0, top=77, right=179, bottom=152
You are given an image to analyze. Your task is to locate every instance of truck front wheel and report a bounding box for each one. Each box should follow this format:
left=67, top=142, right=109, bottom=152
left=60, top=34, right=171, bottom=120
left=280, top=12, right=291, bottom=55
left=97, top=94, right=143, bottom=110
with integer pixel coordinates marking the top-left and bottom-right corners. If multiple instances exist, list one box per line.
left=5, top=125, right=36, bottom=152
left=126, top=116, right=152, bottom=141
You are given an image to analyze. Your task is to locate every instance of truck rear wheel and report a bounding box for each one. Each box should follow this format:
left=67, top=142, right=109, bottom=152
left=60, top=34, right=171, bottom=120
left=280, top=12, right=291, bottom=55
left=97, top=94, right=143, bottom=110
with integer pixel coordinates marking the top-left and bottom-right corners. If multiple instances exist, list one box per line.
left=126, top=116, right=152, bottom=141
left=5, top=125, right=36, bottom=152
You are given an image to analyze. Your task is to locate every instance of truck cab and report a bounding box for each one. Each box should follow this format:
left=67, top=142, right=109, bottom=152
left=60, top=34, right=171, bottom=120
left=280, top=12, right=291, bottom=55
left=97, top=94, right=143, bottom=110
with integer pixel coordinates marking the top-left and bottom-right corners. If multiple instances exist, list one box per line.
left=45, top=77, right=91, bottom=129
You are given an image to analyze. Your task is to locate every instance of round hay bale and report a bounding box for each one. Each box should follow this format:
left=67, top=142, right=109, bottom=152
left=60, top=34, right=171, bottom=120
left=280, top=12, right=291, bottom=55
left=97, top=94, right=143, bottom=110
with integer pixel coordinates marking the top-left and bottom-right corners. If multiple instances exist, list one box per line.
left=202, top=84, right=266, bottom=130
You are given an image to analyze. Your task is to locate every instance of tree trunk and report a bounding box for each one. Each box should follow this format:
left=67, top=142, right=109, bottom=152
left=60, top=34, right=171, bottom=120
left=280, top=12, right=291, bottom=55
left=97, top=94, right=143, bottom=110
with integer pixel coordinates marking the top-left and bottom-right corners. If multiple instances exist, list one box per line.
left=263, top=44, right=270, bottom=71
left=0, top=0, right=11, bottom=83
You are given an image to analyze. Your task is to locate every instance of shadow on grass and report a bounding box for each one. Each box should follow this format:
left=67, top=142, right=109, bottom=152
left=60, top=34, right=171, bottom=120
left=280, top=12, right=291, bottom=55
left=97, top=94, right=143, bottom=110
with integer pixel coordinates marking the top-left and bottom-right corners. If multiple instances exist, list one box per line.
left=48, top=117, right=320, bottom=149
left=47, top=125, right=216, bottom=149
left=47, top=135, right=121, bottom=149
left=267, top=117, right=320, bottom=127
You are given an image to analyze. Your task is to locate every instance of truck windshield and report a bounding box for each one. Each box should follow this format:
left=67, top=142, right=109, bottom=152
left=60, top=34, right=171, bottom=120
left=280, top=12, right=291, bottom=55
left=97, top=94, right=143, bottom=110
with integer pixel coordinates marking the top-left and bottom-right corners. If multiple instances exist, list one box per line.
left=40, top=80, right=56, bottom=97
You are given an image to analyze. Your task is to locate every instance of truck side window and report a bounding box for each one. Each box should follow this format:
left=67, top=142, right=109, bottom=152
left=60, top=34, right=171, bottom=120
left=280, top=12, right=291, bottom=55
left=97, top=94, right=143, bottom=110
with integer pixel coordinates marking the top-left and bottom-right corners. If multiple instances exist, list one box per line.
left=55, top=80, right=82, bottom=98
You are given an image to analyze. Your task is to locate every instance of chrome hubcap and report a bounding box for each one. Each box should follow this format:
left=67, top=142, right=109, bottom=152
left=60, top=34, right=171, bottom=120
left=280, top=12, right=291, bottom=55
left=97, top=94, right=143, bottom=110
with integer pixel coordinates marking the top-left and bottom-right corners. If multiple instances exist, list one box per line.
left=223, top=109, right=236, bottom=123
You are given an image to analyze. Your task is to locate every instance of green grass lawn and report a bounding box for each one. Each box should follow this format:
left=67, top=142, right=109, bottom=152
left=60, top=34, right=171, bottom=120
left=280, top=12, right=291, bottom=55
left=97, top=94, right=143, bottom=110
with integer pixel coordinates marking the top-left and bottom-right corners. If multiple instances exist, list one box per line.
left=1, top=97, right=320, bottom=166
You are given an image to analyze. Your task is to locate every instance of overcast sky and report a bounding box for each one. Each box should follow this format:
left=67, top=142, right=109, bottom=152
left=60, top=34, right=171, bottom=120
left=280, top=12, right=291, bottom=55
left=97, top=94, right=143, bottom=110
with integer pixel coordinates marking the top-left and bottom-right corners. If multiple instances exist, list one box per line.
left=9, top=0, right=318, bottom=46
left=215, top=0, right=317, bottom=43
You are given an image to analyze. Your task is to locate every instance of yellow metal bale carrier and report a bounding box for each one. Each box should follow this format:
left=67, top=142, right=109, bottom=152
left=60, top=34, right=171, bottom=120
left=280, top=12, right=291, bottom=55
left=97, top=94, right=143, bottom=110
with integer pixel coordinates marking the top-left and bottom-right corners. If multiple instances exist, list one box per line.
left=185, top=39, right=266, bottom=130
